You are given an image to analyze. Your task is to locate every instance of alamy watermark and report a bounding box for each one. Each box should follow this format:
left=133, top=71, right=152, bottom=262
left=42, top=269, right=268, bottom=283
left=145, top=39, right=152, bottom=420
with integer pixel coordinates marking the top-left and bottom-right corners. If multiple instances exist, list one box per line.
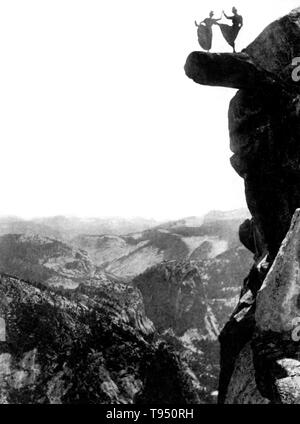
left=292, top=57, right=300, bottom=82
left=291, top=317, right=300, bottom=342
left=287, top=295, right=300, bottom=342
left=286, top=59, right=300, bottom=341
left=0, top=317, right=5, bottom=342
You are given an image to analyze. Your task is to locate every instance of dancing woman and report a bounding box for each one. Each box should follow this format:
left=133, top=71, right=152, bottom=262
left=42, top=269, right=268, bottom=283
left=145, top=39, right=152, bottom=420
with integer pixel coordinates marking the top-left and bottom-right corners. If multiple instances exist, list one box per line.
left=218, top=7, right=243, bottom=52
left=195, top=11, right=221, bottom=52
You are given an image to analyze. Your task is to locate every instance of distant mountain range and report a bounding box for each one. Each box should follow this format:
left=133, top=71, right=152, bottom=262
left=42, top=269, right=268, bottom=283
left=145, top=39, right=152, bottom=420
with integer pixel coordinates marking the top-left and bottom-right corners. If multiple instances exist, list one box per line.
left=0, top=209, right=249, bottom=239
left=73, top=209, right=250, bottom=279
left=0, top=216, right=160, bottom=241
left=0, top=208, right=250, bottom=284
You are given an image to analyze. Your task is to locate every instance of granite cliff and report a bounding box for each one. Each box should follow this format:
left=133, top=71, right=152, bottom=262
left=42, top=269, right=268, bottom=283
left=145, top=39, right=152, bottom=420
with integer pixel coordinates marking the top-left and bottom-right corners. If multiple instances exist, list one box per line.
left=185, top=8, right=300, bottom=403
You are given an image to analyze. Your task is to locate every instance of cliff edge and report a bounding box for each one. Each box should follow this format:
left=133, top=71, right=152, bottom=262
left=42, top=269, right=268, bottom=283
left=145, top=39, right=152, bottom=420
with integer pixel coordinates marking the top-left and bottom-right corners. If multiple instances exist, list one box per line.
left=185, top=8, right=300, bottom=403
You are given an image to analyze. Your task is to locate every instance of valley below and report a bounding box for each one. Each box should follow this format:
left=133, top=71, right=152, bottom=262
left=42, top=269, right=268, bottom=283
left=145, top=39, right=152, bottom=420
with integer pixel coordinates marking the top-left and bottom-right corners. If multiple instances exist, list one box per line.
left=0, top=210, right=252, bottom=403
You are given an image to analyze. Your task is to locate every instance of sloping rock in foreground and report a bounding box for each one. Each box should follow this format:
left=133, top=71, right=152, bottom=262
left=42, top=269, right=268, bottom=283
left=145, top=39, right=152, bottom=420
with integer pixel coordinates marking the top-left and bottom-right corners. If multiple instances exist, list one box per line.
left=225, top=210, right=300, bottom=403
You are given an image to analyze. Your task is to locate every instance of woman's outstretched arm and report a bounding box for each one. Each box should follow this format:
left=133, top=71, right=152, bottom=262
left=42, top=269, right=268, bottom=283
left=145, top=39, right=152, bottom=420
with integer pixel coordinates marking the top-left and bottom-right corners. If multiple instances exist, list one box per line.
left=223, top=10, right=233, bottom=20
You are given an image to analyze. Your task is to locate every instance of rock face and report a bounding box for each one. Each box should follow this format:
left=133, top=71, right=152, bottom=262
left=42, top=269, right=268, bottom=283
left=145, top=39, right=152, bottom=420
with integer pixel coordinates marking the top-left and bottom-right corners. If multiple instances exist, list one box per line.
left=0, top=274, right=200, bottom=404
left=185, top=8, right=300, bottom=403
left=133, top=249, right=252, bottom=403
left=186, top=8, right=300, bottom=258
left=252, top=210, right=300, bottom=403
left=225, top=211, right=300, bottom=404
left=134, top=260, right=219, bottom=402
left=134, top=261, right=219, bottom=337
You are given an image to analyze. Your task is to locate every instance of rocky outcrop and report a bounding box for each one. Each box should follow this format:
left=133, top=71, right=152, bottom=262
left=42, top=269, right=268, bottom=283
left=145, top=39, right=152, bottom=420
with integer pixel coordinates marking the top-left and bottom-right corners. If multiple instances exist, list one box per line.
left=225, top=211, right=300, bottom=403
left=133, top=250, right=252, bottom=403
left=184, top=52, right=285, bottom=90
left=252, top=210, right=300, bottom=403
left=185, top=8, right=300, bottom=403
left=134, top=261, right=218, bottom=337
left=0, top=274, right=200, bottom=404
left=186, top=7, right=300, bottom=258
left=134, top=261, right=220, bottom=403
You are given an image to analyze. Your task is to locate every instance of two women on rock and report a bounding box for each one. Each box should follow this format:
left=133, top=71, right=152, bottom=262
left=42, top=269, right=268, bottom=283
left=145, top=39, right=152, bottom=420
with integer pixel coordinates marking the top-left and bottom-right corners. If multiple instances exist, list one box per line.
left=195, top=7, right=243, bottom=53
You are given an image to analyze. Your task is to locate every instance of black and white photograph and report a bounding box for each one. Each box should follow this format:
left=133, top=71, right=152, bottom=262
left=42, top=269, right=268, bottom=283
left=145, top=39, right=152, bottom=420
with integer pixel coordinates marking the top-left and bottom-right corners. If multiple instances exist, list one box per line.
left=0, top=0, right=300, bottom=411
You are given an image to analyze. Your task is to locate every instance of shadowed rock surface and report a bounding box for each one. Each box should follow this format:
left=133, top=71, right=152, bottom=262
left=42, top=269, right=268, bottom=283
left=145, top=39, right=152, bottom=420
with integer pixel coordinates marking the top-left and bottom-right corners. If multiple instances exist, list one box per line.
left=186, top=8, right=300, bottom=403
left=184, top=52, right=282, bottom=90
left=226, top=211, right=300, bottom=403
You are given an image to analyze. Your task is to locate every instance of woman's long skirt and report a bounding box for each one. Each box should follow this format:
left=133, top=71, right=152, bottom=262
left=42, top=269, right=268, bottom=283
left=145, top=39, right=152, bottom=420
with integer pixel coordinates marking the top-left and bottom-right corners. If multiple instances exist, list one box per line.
left=218, top=24, right=240, bottom=48
left=197, top=24, right=212, bottom=51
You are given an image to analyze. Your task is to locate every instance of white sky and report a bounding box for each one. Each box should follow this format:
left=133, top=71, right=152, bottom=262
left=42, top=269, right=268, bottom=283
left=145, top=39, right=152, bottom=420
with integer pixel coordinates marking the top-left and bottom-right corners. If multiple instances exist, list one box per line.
left=0, top=0, right=299, bottom=220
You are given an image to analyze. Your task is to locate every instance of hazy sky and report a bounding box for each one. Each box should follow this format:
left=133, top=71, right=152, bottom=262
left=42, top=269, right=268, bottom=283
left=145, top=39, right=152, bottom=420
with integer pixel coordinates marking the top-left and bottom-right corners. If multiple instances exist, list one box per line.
left=0, top=0, right=299, bottom=220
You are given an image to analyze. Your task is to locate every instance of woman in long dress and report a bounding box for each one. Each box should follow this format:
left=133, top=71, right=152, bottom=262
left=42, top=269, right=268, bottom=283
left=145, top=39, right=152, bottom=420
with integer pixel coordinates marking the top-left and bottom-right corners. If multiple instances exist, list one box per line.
left=195, top=11, right=221, bottom=52
left=218, top=7, right=243, bottom=52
